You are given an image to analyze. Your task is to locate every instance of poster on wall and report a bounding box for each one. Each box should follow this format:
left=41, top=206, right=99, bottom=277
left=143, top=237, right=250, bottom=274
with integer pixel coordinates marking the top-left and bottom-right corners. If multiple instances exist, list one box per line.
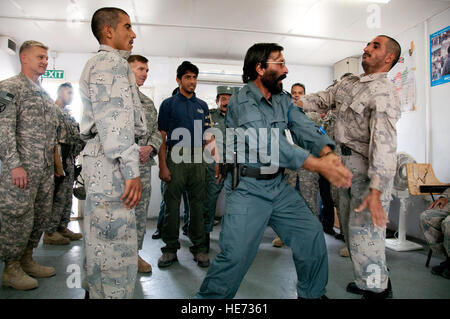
left=430, top=25, right=450, bottom=87
left=388, top=50, right=416, bottom=113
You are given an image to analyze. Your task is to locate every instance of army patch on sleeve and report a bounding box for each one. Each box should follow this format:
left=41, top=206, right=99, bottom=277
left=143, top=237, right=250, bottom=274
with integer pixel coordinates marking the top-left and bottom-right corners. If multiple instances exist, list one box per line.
left=0, top=91, right=14, bottom=113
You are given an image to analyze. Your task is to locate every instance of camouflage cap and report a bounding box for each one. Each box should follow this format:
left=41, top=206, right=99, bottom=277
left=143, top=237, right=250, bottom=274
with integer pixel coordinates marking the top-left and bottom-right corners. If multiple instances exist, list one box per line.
left=216, top=86, right=233, bottom=96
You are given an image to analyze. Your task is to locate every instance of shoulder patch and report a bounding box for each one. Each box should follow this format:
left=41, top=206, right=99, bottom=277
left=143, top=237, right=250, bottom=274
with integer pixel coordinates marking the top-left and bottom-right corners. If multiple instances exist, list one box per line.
left=0, top=91, right=14, bottom=113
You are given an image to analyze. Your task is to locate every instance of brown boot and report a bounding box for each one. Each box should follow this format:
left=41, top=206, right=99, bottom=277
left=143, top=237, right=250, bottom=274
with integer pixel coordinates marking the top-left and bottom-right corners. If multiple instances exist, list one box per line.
left=138, top=255, right=152, bottom=273
left=59, top=227, right=83, bottom=241
left=272, top=237, right=284, bottom=248
left=20, top=248, right=56, bottom=278
left=2, top=261, right=38, bottom=290
left=339, top=246, right=350, bottom=257
left=43, top=232, right=71, bottom=245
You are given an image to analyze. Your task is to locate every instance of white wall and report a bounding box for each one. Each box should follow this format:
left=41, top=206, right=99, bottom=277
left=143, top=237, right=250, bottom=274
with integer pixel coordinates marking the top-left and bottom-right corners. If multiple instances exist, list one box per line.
left=429, top=9, right=450, bottom=182
left=387, top=8, right=450, bottom=241
left=0, top=50, right=20, bottom=80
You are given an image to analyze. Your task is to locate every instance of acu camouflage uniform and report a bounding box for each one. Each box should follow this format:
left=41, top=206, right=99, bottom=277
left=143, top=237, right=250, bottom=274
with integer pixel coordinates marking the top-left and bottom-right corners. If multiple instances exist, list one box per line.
left=79, top=45, right=147, bottom=299
left=285, top=111, right=321, bottom=216
left=48, top=107, right=85, bottom=233
left=203, top=107, right=227, bottom=233
left=0, top=73, right=62, bottom=262
left=301, top=72, right=401, bottom=293
left=135, top=89, right=162, bottom=250
left=420, top=188, right=450, bottom=257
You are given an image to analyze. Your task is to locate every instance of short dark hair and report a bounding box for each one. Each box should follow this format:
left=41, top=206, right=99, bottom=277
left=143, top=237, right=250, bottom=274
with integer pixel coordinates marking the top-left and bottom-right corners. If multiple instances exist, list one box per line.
left=91, top=7, right=128, bottom=43
left=57, top=82, right=73, bottom=93
left=242, top=43, right=284, bottom=83
left=128, top=55, right=148, bottom=64
left=291, top=83, right=305, bottom=94
left=379, top=35, right=401, bottom=70
left=176, top=61, right=199, bottom=79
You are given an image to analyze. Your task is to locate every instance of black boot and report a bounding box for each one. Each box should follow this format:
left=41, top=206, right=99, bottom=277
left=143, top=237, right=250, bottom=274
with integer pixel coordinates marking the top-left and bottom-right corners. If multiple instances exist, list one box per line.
left=152, top=229, right=161, bottom=239
left=84, top=290, right=89, bottom=299
left=431, top=256, right=450, bottom=276
left=347, top=278, right=392, bottom=298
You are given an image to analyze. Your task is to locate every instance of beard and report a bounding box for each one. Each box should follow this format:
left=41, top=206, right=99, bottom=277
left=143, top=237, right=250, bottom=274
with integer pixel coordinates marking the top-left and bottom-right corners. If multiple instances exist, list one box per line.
left=262, top=70, right=286, bottom=94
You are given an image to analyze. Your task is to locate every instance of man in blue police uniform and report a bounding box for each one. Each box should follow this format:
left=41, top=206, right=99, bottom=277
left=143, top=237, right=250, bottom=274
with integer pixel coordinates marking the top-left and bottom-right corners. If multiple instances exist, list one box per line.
left=195, top=43, right=353, bottom=299
left=157, top=61, right=211, bottom=268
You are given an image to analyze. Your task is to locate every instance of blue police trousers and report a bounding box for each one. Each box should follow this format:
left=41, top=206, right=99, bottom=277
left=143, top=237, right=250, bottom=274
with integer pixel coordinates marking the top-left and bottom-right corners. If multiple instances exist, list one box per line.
left=196, top=173, right=328, bottom=298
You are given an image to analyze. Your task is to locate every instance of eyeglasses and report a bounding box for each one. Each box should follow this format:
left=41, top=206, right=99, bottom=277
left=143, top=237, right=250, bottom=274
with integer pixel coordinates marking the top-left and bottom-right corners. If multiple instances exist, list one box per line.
left=266, top=61, right=286, bottom=67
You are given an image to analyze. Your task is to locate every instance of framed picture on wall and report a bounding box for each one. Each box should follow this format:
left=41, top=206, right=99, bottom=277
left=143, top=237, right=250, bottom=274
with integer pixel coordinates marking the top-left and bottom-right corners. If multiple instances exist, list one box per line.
left=430, top=25, right=450, bottom=87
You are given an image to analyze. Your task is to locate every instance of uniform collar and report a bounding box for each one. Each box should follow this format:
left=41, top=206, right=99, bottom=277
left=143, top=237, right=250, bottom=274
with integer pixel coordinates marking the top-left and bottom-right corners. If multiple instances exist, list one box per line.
left=176, top=91, right=197, bottom=102
left=19, top=72, right=42, bottom=92
left=98, top=44, right=131, bottom=59
left=359, top=72, right=388, bottom=83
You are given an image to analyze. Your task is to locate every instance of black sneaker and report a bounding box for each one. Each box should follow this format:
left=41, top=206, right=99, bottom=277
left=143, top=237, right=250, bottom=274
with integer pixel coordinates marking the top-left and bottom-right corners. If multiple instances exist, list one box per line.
left=431, top=258, right=450, bottom=276
left=152, top=229, right=161, bottom=239
left=324, top=228, right=337, bottom=236
left=334, top=233, right=345, bottom=241
left=442, top=267, right=450, bottom=279
left=347, top=279, right=393, bottom=298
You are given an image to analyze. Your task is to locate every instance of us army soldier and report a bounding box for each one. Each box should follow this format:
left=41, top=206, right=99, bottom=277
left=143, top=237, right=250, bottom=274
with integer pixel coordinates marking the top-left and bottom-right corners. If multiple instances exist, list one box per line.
left=79, top=7, right=147, bottom=299
left=44, top=82, right=85, bottom=245
left=298, top=35, right=401, bottom=299
left=127, top=54, right=163, bottom=273
left=0, top=40, right=62, bottom=290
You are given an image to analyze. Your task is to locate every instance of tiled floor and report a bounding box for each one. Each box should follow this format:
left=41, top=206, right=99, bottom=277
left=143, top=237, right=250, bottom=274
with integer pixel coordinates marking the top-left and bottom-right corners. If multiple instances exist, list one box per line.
left=0, top=218, right=449, bottom=299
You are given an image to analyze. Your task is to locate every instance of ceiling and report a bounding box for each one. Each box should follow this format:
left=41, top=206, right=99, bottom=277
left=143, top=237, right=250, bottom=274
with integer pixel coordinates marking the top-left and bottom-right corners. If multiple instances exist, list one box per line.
left=0, top=0, right=449, bottom=66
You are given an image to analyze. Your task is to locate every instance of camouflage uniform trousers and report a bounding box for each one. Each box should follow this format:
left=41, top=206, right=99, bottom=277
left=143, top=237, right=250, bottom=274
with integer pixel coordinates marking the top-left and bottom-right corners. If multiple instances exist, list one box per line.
left=285, top=168, right=319, bottom=216
left=0, top=164, right=54, bottom=261
left=338, top=151, right=393, bottom=293
left=203, top=162, right=224, bottom=233
left=135, top=161, right=152, bottom=251
left=48, top=157, right=74, bottom=233
left=82, top=151, right=138, bottom=299
left=420, top=209, right=450, bottom=256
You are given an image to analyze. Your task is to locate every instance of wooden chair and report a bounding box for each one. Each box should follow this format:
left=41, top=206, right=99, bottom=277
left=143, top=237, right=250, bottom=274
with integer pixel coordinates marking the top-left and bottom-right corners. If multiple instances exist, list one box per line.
left=406, top=163, right=450, bottom=266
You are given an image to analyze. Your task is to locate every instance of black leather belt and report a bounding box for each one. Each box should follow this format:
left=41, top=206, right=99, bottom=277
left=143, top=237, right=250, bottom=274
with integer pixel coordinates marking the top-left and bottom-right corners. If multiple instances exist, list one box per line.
left=340, top=145, right=353, bottom=156
left=240, top=166, right=284, bottom=180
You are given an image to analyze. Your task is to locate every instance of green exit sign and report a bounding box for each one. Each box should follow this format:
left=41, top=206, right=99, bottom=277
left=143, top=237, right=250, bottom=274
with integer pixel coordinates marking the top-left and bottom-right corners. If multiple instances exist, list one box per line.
left=42, top=70, right=64, bottom=79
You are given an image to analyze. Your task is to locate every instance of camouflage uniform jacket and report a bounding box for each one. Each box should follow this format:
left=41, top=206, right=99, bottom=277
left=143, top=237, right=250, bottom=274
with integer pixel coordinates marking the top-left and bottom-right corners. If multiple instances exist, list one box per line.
left=301, top=72, right=401, bottom=192
left=79, top=45, right=147, bottom=180
left=136, top=89, right=162, bottom=166
left=55, top=106, right=85, bottom=158
left=0, top=73, right=61, bottom=171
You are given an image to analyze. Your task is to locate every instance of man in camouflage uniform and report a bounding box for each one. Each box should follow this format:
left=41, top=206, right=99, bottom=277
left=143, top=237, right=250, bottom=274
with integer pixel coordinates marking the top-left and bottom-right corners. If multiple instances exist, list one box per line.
left=44, top=82, right=85, bottom=245
left=0, top=40, right=63, bottom=290
left=273, top=84, right=321, bottom=248
left=127, top=54, right=163, bottom=273
left=79, top=7, right=147, bottom=299
left=420, top=188, right=450, bottom=279
left=203, top=85, right=233, bottom=252
left=299, top=35, right=401, bottom=299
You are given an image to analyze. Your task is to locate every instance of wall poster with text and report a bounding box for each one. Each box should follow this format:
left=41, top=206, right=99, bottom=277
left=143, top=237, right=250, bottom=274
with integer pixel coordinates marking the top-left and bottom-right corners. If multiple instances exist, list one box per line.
left=430, top=25, right=450, bottom=87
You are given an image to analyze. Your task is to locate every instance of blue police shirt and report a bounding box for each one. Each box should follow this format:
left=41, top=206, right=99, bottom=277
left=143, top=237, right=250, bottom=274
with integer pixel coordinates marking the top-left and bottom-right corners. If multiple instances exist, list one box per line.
left=158, top=92, right=209, bottom=147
